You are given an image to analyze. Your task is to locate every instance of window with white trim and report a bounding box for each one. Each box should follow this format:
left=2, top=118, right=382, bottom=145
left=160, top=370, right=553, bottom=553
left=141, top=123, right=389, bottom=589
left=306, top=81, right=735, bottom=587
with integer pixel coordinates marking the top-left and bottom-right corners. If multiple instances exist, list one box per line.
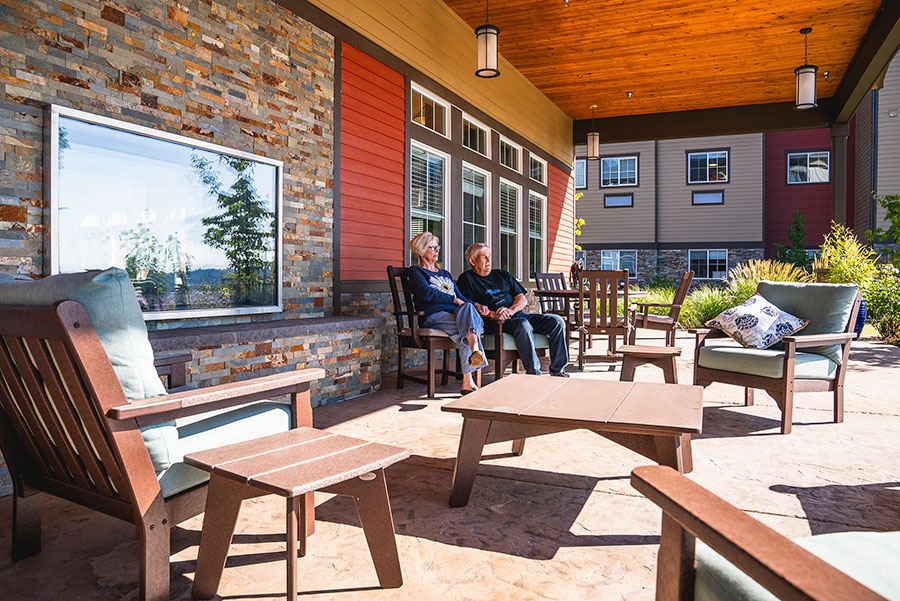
left=689, top=249, right=727, bottom=279
left=462, top=116, right=489, bottom=156
left=462, top=165, right=489, bottom=267
left=574, top=249, right=586, bottom=267
left=410, top=144, right=447, bottom=266
left=575, top=158, right=586, bottom=189
left=528, top=191, right=545, bottom=279
left=499, top=138, right=520, bottom=172
left=601, top=250, right=637, bottom=276
left=411, top=86, right=448, bottom=136
left=499, top=180, right=520, bottom=277
left=529, top=155, right=546, bottom=185
left=600, top=155, right=637, bottom=187
left=788, top=151, right=830, bottom=183
left=688, top=150, right=728, bottom=183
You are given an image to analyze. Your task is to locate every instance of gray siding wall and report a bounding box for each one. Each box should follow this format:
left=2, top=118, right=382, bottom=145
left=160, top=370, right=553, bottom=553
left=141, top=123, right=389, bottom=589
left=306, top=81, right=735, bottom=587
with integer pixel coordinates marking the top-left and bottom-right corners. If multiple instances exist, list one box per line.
left=575, top=141, right=656, bottom=244
left=855, top=91, right=875, bottom=238
left=657, top=134, right=764, bottom=243
left=876, top=63, right=900, bottom=229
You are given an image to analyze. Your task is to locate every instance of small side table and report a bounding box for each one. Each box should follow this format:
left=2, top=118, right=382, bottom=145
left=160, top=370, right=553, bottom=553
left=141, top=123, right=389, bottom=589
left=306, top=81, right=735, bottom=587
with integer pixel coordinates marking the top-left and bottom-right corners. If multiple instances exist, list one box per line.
left=185, top=427, right=409, bottom=599
left=618, top=344, right=681, bottom=384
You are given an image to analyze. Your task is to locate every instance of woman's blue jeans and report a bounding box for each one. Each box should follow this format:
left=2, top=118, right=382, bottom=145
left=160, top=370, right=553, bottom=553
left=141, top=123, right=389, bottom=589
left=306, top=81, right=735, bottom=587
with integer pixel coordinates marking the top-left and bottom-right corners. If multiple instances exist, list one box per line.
left=422, top=302, right=486, bottom=374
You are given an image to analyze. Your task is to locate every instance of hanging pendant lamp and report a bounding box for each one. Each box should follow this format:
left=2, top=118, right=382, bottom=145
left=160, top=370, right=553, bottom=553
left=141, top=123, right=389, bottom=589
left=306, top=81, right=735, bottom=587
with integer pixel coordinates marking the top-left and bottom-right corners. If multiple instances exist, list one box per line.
left=586, top=104, right=600, bottom=160
left=794, top=27, right=818, bottom=110
left=475, top=0, right=500, bottom=78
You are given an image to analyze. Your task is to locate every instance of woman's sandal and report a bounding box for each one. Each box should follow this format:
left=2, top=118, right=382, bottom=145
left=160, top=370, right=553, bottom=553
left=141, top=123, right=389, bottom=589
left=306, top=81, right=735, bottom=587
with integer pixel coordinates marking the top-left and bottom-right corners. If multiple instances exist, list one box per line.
left=460, top=384, right=479, bottom=396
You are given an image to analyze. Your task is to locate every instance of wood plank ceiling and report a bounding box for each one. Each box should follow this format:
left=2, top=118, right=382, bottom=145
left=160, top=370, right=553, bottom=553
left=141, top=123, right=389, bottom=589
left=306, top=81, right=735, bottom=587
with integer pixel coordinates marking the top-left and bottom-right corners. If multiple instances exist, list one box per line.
left=443, top=0, right=884, bottom=121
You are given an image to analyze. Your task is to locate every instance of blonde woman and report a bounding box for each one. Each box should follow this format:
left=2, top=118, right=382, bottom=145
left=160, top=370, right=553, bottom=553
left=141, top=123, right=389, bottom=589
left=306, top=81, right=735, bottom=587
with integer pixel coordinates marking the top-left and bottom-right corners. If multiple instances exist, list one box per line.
left=407, top=232, right=486, bottom=394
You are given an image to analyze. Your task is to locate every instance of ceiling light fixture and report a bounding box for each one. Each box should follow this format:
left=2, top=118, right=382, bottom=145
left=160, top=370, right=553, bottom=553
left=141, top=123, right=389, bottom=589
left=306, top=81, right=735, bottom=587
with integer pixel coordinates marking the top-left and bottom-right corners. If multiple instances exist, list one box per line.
left=475, top=0, right=500, bottom=78
left=794, top=27, right=817, bottom=109
left=587, top=104, right=600, bottom=160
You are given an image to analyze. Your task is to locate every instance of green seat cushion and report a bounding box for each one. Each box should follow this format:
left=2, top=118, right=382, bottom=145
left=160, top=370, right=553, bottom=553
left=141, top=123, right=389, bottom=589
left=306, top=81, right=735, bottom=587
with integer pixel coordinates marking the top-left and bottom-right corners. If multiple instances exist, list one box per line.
left=695, top=531, right=900, bottom=601
left=157, top=401, right=291, bottom=498
left=698, top=344, right=837, bottom=380
left=482, top=332, right=550, bottom=351
left=757, top=281, right=858, bottom=364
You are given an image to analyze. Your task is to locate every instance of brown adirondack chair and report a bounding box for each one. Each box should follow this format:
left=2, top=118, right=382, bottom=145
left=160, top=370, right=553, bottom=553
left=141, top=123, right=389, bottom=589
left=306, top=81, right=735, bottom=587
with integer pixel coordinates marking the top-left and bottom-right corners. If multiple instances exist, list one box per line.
left=0, top=300, right=323, bottom=601
left=576, top=269, right=631, bottom=370
left=628, top=271, right=693, bottom=346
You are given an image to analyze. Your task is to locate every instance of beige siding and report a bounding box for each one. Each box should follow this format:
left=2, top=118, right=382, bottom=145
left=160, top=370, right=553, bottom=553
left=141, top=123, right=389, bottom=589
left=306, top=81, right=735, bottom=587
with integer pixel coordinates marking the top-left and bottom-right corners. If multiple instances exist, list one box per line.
left=574, top=142, right=655, bottom=244
left=304, top=0, right=572, bottom=165
left=657, top=134, right=763, bottom=243
left=854, top=91, right=874, bottom=238
left=875, top=63, right=900, bottom=229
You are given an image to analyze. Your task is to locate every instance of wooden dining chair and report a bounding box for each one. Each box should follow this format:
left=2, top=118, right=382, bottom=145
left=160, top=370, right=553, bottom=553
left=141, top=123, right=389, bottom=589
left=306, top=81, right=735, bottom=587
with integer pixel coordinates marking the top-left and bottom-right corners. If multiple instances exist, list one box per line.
left=628, top=270, right=693, bottom=346
left=535, top=272, right=577, bottom=340
left=576, top=269, right=631, bottom=370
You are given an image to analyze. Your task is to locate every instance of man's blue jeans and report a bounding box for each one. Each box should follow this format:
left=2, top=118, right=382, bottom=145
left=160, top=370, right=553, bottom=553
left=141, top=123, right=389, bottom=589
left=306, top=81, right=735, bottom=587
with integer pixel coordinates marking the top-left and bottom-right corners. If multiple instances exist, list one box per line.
left=503, top=313, right=569, bottom=375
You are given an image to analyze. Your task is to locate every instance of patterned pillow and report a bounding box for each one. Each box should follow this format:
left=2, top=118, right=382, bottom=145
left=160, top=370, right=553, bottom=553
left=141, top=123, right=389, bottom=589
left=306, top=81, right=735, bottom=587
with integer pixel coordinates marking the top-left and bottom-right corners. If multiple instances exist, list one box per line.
left=706, top=293, right=808, bottom=349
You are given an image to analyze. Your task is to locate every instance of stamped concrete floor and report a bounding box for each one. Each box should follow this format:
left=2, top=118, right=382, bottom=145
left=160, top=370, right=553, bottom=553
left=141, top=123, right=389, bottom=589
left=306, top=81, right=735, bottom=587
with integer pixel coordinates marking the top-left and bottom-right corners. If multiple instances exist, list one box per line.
left=1, top=331, right=899, bottom=600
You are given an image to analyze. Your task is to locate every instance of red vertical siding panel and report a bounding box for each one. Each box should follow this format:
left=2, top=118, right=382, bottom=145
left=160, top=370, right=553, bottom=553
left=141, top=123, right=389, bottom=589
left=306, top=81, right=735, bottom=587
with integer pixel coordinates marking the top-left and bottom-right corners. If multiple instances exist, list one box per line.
left=339, top=43, right=406, bottom=281
left=763, top=129, right=833, bottom=256
left=547, top=164, right=575, bottom=273
left=847, top=116, right=857, bottom=231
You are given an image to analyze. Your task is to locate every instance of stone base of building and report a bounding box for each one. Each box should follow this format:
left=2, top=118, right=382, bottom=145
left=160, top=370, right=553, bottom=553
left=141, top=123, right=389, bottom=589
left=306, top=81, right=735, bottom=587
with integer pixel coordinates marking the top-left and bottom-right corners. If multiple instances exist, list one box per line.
left=584, top=247, right=765, bottom=287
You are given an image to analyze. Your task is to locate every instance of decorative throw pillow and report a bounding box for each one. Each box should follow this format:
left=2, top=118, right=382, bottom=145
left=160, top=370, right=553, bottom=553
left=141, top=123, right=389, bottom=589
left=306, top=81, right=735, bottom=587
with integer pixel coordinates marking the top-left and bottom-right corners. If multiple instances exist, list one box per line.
left=706, top=293, right=808, bottom=350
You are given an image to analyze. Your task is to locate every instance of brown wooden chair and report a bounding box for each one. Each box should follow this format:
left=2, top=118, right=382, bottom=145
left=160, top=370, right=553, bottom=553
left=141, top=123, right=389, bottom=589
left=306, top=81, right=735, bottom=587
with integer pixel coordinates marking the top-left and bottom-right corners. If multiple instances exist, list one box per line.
left=387, top=265, right=464, bottom=398
left=632, top=465, right=893, bottom=601
left=628, top=270, right=693, bottom=346
left=576, top=269, right=631, bottom=370
left=0, top=300, right=324, bottom=601
left=535, top=271, right=578, bottom=340
left=693, top=283, right=861, bottom=434
left=481, top=316, right=549, bottom=382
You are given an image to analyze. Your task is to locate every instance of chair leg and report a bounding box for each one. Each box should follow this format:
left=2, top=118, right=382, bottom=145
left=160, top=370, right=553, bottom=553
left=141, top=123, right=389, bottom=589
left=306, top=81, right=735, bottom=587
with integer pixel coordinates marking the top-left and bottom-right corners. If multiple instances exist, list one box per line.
left=833, top=384, right=844, bottom=423
left=396, top=345, right=405, bottom=390
left=11, top=488, right=42, bottom=560
left=427, top=342, right=436, bottom=399
left=744, top=387, right=754, bottom=406
left=578, top=332, right=585, bottom=371
left=441, top=349, right=450, bottom=386
left=351, top=471, right=403, bottom=588
left=140, top=500, right=172, bottom=601
left=656, top=513, right=696, bottom=601
left=780, top=385, right=794, bottom=435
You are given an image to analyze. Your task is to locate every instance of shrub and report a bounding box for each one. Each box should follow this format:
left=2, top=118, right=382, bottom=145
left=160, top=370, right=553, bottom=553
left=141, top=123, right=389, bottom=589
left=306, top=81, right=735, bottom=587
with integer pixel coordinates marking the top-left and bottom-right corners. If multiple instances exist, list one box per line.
left=813, top=221, right=879, bottom=286
left=865, top=264, right=900, bottom=342
left=642, top=286, right=676, bottom=316
left=680, top=285, right=735, bottom=329
left=866, top=193, right=900, bottom=268
left=726, top=259, right=812, bottom=303
left=773, top=210, right=811, bottom=269
left=647, top=273, right=674, bottom=289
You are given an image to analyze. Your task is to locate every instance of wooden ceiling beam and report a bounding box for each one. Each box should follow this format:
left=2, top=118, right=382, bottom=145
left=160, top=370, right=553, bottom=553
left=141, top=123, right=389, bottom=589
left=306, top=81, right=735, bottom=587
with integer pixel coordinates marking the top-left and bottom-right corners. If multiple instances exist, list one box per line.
left=832, top=1, right=900, bottom=124
left=572, top=101, right=833, bottom=145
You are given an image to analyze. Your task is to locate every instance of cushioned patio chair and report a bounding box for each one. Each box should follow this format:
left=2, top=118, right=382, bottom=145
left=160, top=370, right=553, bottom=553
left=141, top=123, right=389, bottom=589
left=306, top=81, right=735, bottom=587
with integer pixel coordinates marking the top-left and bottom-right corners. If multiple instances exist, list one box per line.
left=628, top=270, right=693, bottom=346
left=632, top=465, right=896, bottom=601
left=0, top=268, right=323, bottom=601
left=693, top=281, right=860, bottom=434
left=480, top=315, right=550, bottom=381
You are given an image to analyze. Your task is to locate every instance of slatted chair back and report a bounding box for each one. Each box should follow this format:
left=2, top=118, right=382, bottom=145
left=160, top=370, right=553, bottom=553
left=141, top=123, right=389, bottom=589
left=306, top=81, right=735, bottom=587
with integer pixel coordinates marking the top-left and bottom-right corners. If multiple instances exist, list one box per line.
left=578, top=270, right=629, bottom=329
left=386, top=266, right=423, bottom=344
left=535, top=272, right=569, bottom=314
left=0, top=301, right=157, bottom=523
left=669, top=271, right=694, bottom=321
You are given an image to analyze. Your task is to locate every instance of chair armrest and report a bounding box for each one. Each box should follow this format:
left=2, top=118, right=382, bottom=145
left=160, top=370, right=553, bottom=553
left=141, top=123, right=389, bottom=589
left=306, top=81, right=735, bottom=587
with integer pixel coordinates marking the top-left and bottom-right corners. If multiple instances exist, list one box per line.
left=633, top=302, right=681, bottom=309
left=631, top=466, right=886, bottom=601
left=108, top=368, right=326, bottom=422
left=782, top=332, right=857, bottom=348
left=153, top=353, right=192, bottom=367
left=393, top=310, right=424, bottom=318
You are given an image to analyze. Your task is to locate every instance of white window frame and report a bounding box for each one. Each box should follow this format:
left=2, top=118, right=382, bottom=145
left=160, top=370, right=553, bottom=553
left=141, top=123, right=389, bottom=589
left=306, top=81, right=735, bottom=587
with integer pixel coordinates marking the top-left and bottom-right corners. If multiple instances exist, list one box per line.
left=527, top=190, right=547, bottom=281
left=787, top=150, right=830, bottom=184
left=409, top=140, right=451, bottom=270
left=600, top=250, right=638, bottom=276
left=410, top=82, right=450, bottom=139
left=574, top=158, right=587, bottom=189
left=688, top=249, right=728, bottom=280
left=600, top=155, right=638, bottom=187
left=529, top=154, right=547, bottom=185
left=687, top=150, right=729, bottom=184
left=499, top=178, right=523, bottom=279
left=461, top=113, right=490, bottom=158
left=461, top=162, right=491, bottom=266
left=499, top=136, right=522, bottom=173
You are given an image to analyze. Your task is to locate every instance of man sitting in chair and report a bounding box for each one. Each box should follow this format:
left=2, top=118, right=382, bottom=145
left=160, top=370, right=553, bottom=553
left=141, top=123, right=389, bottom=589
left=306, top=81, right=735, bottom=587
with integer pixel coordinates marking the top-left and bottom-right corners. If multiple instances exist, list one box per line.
left=457, top=243, right=569, bottom=377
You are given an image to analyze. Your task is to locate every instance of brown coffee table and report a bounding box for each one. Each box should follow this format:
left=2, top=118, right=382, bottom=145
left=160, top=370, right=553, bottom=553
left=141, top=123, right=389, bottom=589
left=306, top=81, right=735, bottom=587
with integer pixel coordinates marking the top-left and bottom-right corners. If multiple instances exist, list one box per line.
left=442, top=375, right=702, bottom=507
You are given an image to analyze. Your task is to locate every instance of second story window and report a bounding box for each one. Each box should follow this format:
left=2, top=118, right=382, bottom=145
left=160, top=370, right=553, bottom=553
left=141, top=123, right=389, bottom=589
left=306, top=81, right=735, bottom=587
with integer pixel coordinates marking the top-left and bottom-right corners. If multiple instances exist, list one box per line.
left=499, top=138, right=520, bottom=172
left=788, top=151, right=830, bottom=183
left=411, top=86, right=447, bottom=136
left=601, top=155, right=637, bottom=187
left=688, top=150, right=728, bottom=184
left=462, top=116, right=489, bottom=156
left=575, top=158, right=586, bottom=189
left=529, top=155, right=546, bottom=185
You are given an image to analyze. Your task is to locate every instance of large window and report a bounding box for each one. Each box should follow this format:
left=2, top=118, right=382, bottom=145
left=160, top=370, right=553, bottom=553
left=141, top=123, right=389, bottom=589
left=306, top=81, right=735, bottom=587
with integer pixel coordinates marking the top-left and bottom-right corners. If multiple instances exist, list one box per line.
left=499, top=137, right=520, bottom=172
left=575, top=158, right=586, bottom=189
left=411, top=85, right=448, bottom=136
left=529, top=155, right=546, bottom=185
left=462, top=165, right=489, bottom=266
left=462, top=116, right=489, bottom=156
left=688, top=150, right=728, bottom=184
left=499, top=180, right=520, bottom=276
left=600, top=155, right=637, bottom=187
left=788, top=151, right=830, bottom=184
left=528, top=192, right=545, bottom=279
left=410, top=144, right=447, bottom=266
left=601, top=250, right=637, bottom=276
left=689, top=249, right=727, bottom=279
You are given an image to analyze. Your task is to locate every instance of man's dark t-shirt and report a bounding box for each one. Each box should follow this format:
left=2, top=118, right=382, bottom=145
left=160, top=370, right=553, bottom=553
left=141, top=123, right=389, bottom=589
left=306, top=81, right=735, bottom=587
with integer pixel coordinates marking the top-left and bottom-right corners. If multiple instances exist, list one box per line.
left=457, top=269, right=527, bottom=313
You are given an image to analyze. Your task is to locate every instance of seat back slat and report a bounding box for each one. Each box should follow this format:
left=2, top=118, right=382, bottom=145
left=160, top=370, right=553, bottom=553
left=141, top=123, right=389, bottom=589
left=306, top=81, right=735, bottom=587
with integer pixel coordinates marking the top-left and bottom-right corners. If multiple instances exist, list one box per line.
left=535, top=272, right=568, bottom=314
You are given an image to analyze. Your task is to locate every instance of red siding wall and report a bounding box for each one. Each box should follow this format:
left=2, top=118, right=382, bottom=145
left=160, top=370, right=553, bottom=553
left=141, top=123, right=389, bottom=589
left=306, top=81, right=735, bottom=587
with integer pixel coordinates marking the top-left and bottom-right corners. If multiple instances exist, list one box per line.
left=847, top=116, right=856, bottom=231
left=339, top=43, right=406, bottom=281
left=764, top=129, right=833, bottom=255
left=547, top=164, right=576, bottom=272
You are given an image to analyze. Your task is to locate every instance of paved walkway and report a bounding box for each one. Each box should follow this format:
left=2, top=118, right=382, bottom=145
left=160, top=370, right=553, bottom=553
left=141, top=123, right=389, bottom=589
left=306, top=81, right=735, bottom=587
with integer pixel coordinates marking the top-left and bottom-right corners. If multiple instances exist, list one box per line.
left=1, top=331, right=898, bottom=600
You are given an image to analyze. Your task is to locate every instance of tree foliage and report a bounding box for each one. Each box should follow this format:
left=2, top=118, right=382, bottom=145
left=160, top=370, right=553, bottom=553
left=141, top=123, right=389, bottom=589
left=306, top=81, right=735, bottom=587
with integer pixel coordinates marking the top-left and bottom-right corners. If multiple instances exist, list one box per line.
left=773, top=210, right=811, bottom=269
left=866, top=193, right=900, bottom=267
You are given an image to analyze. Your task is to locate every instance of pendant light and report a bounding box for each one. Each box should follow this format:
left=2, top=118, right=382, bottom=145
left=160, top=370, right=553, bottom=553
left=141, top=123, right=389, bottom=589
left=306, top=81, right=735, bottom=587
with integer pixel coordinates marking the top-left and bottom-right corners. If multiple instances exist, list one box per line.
left=794, top=27, right=817, bottom=110
left=586, top=104, right=600, bottom=160
left=475, top=0, right=500, bottom=78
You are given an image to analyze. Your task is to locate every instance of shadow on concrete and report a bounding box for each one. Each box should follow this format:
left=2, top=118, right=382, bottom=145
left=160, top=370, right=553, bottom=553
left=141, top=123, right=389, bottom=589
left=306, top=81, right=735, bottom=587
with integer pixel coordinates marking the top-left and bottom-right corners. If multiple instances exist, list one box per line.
left=847, top=342, right=900, bottom=371
left=770, top=481, right=900, bottom=535
left=694, top=405, right=831, bottom=439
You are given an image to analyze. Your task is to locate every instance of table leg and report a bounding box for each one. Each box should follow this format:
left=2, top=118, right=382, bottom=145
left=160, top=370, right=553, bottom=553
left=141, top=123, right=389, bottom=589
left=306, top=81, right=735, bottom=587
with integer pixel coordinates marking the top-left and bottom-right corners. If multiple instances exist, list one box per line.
left=653, top=433, right=693, bottom=473
left=620, top=356, right=637, bottom=382
left=449, top=417, right=491, bottom=507
left=192, top=476, right=250, bottom=600
left=286, top=496, right=299, bottom=599
left=659, top=357, right=678, bottom=384
left=353, top=471, right=403, bottom=588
